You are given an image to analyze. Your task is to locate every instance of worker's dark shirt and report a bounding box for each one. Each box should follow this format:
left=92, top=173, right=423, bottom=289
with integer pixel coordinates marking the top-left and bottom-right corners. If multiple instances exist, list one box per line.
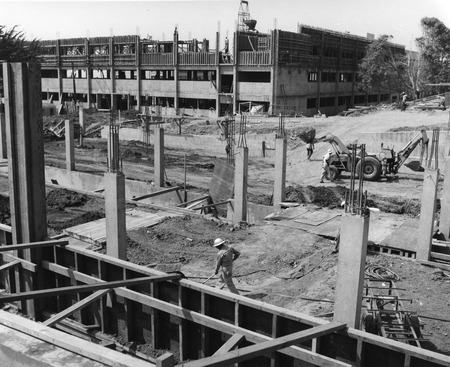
left=215, top=245, right=240, bottom=273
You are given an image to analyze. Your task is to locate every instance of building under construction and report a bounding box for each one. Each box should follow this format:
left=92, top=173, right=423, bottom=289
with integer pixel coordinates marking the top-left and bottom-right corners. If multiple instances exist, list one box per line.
left=37, top=10, right=404, bottom=117
left=1, top=2, right=450, bottom=366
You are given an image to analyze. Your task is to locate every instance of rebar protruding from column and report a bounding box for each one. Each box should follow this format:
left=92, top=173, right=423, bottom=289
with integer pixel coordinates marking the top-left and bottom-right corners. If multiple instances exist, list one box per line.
left=222, top=112, right=235, bottom=165
left=237, top=113, right=248, bottom=148
left=345, top=144, right=368, bottom=216
left=277, top=112, right=285, bottom=139
left=108, top=110, right=121, bottom=172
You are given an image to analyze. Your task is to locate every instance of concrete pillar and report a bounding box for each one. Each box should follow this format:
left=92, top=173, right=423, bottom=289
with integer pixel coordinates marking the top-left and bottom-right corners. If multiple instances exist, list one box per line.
left=154, top=127, right=165, bottom=187
left=79, top=108, right=85, bottom=146
left=65, top=119, right=75, bottom=171
left=273, top=137, right=287, bottom=207
left=334, top=213, right=370, bottom=329
left=3, top=62, right=47, bottom=318
left=104, top=171, right=127, bottom=260
left=417, top=168, right=439, bottom=261
left=0, top=113, right=7, bottom=159
left=233, top=147, right=248, bottom=226
left=439, top=158, right=450, bottom=239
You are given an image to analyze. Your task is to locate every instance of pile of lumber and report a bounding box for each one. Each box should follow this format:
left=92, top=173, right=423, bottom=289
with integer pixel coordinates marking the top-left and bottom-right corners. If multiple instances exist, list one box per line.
left=340, top=105, right=378, bottom=116
left=412, top=94, right=446, bottom=111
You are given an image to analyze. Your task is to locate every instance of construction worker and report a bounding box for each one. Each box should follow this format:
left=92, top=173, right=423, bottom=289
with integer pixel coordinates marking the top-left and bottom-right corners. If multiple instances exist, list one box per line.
left=420, top=129, right=429, bottom=164
left=213, top=238, right=240, bottom=294
left=401, top=92, right=407, bottom=111
left=320, top=149, right=333, bottom=183
left=306, top=141, right=314, bottom=160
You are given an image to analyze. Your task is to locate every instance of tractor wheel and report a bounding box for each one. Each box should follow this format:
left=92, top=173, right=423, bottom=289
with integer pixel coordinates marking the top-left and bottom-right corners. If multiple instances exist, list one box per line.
left=328, top=166, right=339, bottom=181
left=363, top=313, right=378, bottom=334
left=356, top=156, right=381, bottom=181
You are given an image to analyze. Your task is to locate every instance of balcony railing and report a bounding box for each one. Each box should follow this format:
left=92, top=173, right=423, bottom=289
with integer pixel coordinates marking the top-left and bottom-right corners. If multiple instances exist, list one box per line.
left=60, top=55, right=87, bottom=67
left=178, top=52, right=216, bottom=65
left=140, top=53, right=174, bottom=66
left=238, top=51, right=271, bottom=66
left=113, top=54, right=137, bottom=66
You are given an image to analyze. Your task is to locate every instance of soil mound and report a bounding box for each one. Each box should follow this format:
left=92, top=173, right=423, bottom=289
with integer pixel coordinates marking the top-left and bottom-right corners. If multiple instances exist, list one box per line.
left=46, top=188, right=88, bottom=209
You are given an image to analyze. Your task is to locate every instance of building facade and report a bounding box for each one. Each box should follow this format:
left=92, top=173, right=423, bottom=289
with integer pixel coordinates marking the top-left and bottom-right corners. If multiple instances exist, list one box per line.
left=38, top=25, right=405, bottom=117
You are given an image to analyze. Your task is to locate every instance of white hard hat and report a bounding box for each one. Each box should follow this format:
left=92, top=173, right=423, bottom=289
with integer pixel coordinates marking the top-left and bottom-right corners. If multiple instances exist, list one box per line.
left=214, top=238, right=226, bottom=247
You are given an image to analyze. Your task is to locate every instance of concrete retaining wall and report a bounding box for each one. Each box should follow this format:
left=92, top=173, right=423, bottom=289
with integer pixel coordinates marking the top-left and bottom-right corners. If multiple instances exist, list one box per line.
left=101, top=127, right=276, bottom=158
left=45, top=166, right=197, bottom=206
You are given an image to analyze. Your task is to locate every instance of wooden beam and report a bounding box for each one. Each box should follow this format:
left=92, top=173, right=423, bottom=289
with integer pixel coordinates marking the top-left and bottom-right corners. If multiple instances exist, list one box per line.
left=156, top=352, right=174, bottom=367
left=183, top=322, right=347, bottom=367
left=0, top=310, right=151, bottom=367
left=431, top=252, right=450, bottom=262
left=0, top=223, right=12, bottom=233
left=1, top=253, right=36, bottom=272
left=42, top=261, right=351, bottom=367
left=175, top=195, right=210, bottom=208
left=0, top=260, right=20, bottom=272
left=192, top=200, right=230, bottom=211
left=43, top=289, right=113, bottom=327
left=213, top=333, right=245, bottom=356
left=0, top=239, right=68, bottom=252
left=0, top=274, right=181, bottom=304
left=131, top=186, right=181, bottom=201
left=186, top=198, right=209, bottom=210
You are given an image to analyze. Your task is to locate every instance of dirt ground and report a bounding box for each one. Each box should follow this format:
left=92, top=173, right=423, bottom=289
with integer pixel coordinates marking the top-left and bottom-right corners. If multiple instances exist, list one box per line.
left=2, top=105, right=450, bottom=357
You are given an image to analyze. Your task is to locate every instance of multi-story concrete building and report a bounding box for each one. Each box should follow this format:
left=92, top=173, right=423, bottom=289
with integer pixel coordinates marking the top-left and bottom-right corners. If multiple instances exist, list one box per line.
left=38, top=24, right=405, bottom=117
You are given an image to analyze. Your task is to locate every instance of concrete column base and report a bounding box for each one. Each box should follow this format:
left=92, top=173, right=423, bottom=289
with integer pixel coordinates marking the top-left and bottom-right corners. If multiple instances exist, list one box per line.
left=233, top=147, right=248, bottom=227
left=417, top=168, right=439, bottom=261
left=273, top=138, right=287, bottom=208
left=334, top=213, right=370, bottom=329
left=105, top=171, right=127, bottom=260
left=154, top=127, right=165, bottom=187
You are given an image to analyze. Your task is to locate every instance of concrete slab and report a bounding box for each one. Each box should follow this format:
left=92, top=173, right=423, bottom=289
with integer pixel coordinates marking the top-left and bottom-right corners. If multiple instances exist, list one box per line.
left=0, top=323, right=105, bottom=367
left=379, top=218, right=419, bottom=252
left=266, top=206, right=405, bottom=244
left=294, top=210, right=340, bottom=226
left=64, top=209, right=182, bottom=246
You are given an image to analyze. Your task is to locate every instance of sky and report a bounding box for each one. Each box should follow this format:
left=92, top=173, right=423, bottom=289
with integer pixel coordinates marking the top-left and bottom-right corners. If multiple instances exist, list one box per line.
left=1, top=0, right=450, bottom=51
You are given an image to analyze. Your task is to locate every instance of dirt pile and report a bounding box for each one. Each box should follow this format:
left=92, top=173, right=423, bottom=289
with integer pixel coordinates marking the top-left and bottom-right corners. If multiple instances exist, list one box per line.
left=46, top=188, right=88, bottom=210
left=0, top=195, right=10, bottom=225
left=126, top=215, right=248, bottom=272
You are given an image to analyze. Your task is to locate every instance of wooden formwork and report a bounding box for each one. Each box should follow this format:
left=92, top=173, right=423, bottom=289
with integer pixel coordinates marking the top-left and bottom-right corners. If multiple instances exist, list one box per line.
left=0, top=233, right=450, bottom=366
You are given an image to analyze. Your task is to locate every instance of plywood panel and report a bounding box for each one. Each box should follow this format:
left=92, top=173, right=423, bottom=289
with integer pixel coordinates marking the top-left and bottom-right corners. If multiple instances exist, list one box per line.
left=209, top=159, right=234, bottom=204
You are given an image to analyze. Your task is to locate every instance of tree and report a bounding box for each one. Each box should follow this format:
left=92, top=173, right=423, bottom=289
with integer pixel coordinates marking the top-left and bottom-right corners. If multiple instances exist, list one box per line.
left=416, top=17, right=450, bottom=91
left=357, top=35, right=410, bottom=99
left=0, top=25, right=42, bottom=96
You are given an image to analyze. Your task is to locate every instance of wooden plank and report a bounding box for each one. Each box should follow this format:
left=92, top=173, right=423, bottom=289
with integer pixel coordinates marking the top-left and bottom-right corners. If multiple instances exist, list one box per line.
left=192, top=200, right=230, bottom=211
left=0, top=260, right=20, bottom=272
left=0, top=310, right=151, bottom=367
left=131, top=186, right=181, bottom=201
left=0, top=239, right=68, bottom=252
left=1, top=253, right=36, bottom=272
left=431, top=252, right=450, bottom=262
left=0, top=274, right=181, bottom=304
left=182, top=322, right=347, bottom=367
left=43, top=288, right=113, bottom=327
left=156, top=352, right=174, bottom=367
left=42, top=261, right=351, bottom=367
left=212, top=333, right=245, bottom=356
left=209, top=159, right=234, bottom=205
left=0, top=223, right=12, bottom=233
left=186, top=198, right=209, bottom=210
left=175, top=195, right=210, bottom=207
